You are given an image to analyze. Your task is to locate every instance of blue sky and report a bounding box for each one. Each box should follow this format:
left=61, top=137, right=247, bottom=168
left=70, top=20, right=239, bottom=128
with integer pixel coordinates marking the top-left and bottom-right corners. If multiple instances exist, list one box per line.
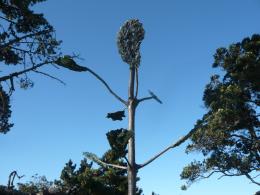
left=0, top=0, right=259, bottom=194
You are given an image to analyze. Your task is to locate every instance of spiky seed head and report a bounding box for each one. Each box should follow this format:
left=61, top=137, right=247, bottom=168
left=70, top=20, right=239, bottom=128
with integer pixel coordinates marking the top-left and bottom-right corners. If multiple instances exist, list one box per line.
left=117, top=19, right=145, bottom=68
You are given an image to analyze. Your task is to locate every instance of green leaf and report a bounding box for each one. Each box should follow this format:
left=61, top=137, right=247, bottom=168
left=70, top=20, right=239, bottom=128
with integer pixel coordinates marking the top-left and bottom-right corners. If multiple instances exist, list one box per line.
left=55, top=55, right=88, bottom=72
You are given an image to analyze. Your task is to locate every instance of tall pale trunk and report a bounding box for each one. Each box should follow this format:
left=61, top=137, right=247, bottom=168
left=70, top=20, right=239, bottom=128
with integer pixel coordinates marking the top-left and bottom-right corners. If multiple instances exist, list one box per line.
left=128, top=66, right=137, bottom=195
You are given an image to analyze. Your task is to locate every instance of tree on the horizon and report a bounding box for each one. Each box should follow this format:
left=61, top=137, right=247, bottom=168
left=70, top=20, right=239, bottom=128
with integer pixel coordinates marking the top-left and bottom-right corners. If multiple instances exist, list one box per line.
left=55, top=154, right=142, bottom=195
left=181, top=34, right=260, bottom=188
left=0, top=0, right=87, bottom=134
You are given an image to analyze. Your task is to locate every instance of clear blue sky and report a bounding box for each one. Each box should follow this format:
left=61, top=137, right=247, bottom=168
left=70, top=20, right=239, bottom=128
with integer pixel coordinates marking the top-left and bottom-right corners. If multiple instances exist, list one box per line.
left=0, top=0, right=259, bottom=194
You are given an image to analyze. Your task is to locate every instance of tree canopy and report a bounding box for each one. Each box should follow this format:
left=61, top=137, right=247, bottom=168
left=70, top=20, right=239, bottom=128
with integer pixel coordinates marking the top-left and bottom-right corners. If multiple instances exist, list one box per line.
left=0, top=0, right=87, bottom=134
left=17, top=152, right=142, bottom=195
left=181, top=34, right=260, bottom=188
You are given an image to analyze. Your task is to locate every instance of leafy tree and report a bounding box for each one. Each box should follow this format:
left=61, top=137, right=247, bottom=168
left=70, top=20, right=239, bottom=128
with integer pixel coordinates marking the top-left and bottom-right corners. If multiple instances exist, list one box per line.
left=56, top=154, right=142, bottom=195
left=0, top=0, right=87, bottom=134
left=17, top=174, right=53, bottom=194
left=181, top=34, right=260, bottom=188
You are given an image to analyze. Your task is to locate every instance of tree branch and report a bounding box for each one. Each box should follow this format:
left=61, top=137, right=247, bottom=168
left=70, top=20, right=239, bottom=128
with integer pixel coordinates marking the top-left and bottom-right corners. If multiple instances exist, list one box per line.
left=84, top=66, right=127, bottom=105
left=0, top=60, right=56, bottom=82
left=84, top=152, right=127, bottom=170
left=33, top=70, right=66, bottom=85
left=245, top=173, right=260, bottom=185
left=137, top=128, right=197, bottom=169
left=137, top=90, right=162, bottom=105
left=0, top=16, right=16, bottom=24
left=137, top=96, right=153, bottom=104
left=1, top=29, right=52, bottom=48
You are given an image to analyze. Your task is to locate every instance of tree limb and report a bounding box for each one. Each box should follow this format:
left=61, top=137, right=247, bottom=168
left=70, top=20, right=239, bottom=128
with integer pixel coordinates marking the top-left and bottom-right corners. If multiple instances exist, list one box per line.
left=0, top=60, right=55, bottom=82
left=33, top=70, right=66, bottom=85
left=84, top=152, right=127, bottom=170
left=137, top=91, right=162, bottom=105
left=137, top=128, right=197, bottom=169
left=1, top=29, right=52, bottom=48
left=137, top=96, right=154, bottom=104
left=245, top=173, right=260, bottom=185
left=0, top=16, right=16, bottom=24
left=84, top=66, right=127, bottom=105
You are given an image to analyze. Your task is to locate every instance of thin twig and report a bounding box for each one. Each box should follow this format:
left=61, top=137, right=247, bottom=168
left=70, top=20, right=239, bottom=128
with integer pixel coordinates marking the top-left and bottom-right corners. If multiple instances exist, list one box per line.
left=0, top=16, right=15, bottom=24
left=10, top=46, right=38, bottom=54
left=84, top=66, right=127, bottom=105
left=33, top=70, right=66, bottom=85
left=137, top=128, right=197, bottom=169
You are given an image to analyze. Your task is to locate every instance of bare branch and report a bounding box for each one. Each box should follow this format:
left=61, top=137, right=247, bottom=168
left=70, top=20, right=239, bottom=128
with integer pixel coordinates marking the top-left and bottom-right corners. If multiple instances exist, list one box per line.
left=84, top=152, right=127, bottom=170
left=84, top=66, right=127, bottom=105
left=7, top=171, right=24, bottom=190
left=148, top=90, right=162, bottom=104
left=93, top=158, right=127, bottom=170
left=0, top=16, right=15, bottom=24
left=230, top=134, right=250, bottom=140
left=137, top=128, right=197, bottom=169
left=137, top=96, right=154, bottom=104
left=33, top=70, right=66, bottom=85
left=0, top=60, right=56, bottom=82
left=245, top=173, right=260, bottom=185
left=200, top=171, right=220, bottom=179
left=137, top=90, right=162, bottom=105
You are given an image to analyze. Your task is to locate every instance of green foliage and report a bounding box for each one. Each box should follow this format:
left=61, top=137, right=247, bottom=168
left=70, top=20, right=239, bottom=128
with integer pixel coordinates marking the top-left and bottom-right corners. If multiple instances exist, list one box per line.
left=56, top=157, right=142, bottom=195
left=0, top=0, right=60, bottom=66
left=106, top=110, right=125, bottom=121
left=0, top=0, right=88, bottom=134
left=55, top=55, right=87, bottom=72
left=0, top=185, right=27, bottom=195
left=117, top=19, right=145, bottom=67
left=0, top=87, right=13, bottom=133
left=181, top=34, right=260, bottom=188
left=17, top=174, right=53, bottom=194
left=0, top=0, right=60, bottom=134
left=106, top=128, right=132, bottom=157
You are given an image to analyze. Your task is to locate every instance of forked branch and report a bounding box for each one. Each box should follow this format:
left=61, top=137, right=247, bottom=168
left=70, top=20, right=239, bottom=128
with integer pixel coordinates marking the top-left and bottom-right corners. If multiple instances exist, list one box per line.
left=137, top=128, right=197, bottom=169
left=137, top=90, right=162, bottom=105
left=84, top=152, right=127, bottom=170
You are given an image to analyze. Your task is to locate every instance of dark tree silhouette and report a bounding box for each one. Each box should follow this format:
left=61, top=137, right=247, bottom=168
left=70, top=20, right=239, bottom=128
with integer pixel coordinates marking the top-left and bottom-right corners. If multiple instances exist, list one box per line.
left=0, top=0, right=87, bottom=133
left=181, top=34, right=260, bottom=189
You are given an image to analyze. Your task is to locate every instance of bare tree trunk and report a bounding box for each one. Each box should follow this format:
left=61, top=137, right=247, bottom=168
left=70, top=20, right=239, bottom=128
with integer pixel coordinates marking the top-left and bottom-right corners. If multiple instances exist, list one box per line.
left=128, top=67, right=137, bottom=195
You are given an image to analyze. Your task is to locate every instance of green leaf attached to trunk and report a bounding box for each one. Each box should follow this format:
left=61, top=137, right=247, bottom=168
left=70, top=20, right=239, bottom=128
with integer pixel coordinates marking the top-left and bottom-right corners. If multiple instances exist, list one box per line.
left=55, top=55, right=88, bottom=72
